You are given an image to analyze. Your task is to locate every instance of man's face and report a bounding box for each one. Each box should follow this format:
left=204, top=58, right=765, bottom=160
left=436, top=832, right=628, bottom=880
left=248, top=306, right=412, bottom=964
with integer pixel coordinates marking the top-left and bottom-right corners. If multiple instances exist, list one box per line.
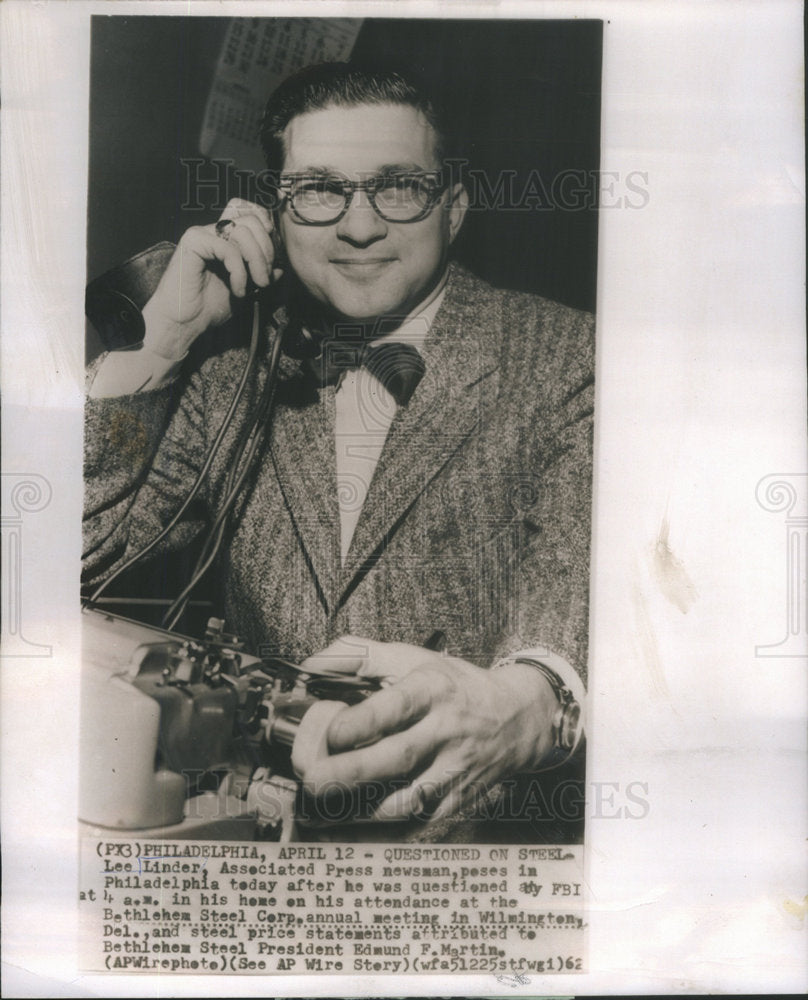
left=277, top=103, right=467, bottom=324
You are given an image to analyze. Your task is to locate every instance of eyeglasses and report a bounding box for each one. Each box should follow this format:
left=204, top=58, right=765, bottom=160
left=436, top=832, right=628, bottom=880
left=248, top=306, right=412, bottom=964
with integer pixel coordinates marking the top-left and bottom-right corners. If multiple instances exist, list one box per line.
left=277, top=171, right=446, bottom=225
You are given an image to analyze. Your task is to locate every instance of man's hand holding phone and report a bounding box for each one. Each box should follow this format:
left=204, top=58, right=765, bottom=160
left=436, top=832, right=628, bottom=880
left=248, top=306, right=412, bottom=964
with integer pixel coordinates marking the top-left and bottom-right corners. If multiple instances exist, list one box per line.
left=88, top=198, right=283, bottom=398
left=142, top=198, right=283, bottom=361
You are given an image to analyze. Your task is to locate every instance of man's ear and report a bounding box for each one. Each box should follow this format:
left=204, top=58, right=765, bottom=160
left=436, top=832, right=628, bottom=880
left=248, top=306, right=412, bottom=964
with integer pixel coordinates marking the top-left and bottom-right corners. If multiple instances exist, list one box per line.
left=447, top=182, right=469, bottom=244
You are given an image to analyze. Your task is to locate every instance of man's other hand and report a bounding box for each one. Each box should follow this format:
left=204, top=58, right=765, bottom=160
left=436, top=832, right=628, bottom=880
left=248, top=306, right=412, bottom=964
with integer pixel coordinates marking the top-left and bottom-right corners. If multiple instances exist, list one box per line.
left=142, top=198, right=282, bottom=361
left=295, top=635, right=560, bottom=823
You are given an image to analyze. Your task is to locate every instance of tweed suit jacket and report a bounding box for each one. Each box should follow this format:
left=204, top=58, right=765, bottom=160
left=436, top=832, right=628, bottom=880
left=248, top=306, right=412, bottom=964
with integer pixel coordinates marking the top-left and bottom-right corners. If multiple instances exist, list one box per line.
left=84, top=262, right=594, bottom=685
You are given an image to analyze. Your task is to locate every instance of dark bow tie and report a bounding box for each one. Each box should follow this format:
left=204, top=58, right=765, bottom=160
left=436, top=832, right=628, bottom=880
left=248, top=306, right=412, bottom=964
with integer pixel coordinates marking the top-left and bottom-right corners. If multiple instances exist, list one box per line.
left=306, top=339, right=425, bottom=407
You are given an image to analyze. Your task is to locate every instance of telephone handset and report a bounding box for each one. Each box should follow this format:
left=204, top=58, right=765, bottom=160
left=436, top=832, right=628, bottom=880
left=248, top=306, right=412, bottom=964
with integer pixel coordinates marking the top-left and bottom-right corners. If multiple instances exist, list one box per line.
left=85, top=242, right=177, bottom=352
left=85, top=223, right=294, bottom=355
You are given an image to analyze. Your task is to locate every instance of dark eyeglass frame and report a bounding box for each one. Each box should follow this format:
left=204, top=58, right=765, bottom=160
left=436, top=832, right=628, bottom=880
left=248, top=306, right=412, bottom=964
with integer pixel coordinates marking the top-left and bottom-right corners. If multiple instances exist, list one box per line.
left=277, top=171, right=447, bottom=226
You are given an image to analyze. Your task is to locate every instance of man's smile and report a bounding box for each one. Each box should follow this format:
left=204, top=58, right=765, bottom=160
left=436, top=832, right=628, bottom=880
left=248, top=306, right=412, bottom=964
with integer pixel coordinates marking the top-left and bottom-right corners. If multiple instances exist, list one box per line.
left=329, top=257, right=398, bottom=278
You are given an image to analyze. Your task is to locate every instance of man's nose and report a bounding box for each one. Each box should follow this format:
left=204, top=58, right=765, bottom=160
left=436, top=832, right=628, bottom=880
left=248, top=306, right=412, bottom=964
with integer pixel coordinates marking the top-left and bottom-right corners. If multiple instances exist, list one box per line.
left=335, top=189, right=388, bottom=245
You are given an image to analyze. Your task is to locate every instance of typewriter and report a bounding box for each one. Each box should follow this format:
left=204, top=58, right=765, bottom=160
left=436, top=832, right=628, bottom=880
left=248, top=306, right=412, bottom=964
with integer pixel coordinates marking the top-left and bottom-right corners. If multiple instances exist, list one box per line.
left=80, top=608, right=379, bottom=842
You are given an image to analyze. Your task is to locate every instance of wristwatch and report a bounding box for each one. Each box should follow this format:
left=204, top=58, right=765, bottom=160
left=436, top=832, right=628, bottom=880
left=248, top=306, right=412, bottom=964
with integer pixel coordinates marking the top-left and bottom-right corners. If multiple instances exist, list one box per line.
left=511, top=656, right=582, bottom=757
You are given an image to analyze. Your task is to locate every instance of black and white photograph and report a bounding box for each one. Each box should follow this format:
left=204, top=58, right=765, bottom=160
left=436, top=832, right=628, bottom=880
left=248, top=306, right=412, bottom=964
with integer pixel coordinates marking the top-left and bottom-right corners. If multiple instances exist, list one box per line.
left=80, top=15, right=600, bottom=846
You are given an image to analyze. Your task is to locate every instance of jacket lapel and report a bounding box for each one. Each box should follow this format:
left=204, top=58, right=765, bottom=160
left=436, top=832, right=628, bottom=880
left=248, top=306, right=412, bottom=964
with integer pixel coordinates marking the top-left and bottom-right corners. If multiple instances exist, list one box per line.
left=338, top=267, right=500, bottom=603
left=268, top=354, right=341, bottom=614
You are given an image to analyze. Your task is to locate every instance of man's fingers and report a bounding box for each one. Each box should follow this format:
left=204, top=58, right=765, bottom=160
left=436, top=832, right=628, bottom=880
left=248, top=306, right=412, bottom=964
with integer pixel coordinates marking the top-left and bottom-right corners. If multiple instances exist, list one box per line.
left=178, top=226, right=250, bottom=298
left=223, top=224, right=272, bottom=287
left=230, top=209, right=274, bottom=246
left=301, top=634, right=439, bottom=681
left=354, top=643, right=435, bottom=681
left=326, top=673, right=435, bottom=752
left=300, top=634, right=376, bottom=675
left=182, top=218, right=276, bottom=298
left=205, top=235, right=250, bottom=297
left=370, top=784, right=422, bottom=822
left=303, top=718, right=436, bottom=794
left=290, top=700, right=346, bottom=780
left=210, top=198, right=276, bottom=291
left=371, top=761, right=464, bottom=822
left=229, top=213, right=275, bottom=267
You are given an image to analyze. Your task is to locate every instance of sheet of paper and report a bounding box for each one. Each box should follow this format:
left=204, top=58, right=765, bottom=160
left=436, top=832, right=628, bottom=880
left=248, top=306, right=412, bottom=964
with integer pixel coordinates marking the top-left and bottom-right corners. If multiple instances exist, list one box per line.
left=199, top=17, right=362, bottom=172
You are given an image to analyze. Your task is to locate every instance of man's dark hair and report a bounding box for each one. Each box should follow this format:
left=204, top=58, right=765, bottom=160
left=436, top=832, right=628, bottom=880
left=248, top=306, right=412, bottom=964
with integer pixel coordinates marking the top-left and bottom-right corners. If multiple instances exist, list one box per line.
left=259, top=61, right=451, bottom=173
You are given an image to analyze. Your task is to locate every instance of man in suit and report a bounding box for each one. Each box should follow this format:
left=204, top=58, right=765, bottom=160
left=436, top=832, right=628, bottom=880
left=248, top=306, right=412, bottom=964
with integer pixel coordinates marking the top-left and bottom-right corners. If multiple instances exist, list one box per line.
left=84, top=63, right=593, bottom=837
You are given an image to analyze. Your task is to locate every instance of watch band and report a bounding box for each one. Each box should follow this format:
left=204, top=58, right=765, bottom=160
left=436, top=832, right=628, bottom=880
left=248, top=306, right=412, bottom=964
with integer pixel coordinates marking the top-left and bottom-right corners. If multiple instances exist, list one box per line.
left=511, top=656, right=582, bottom=754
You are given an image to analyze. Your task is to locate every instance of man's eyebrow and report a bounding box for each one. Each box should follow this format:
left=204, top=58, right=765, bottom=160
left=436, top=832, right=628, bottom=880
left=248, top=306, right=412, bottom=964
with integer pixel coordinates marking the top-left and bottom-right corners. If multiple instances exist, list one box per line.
left=286, top=165, right=336, bottom=176
left=283, top=162, right=434, bottom=177
left=376, top=162, right=434, bottom=174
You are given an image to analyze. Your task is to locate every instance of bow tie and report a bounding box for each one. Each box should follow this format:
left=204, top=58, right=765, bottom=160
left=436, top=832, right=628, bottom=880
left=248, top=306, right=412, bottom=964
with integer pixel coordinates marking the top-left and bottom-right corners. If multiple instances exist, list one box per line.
left=306, top=339, right=426, bottom=407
